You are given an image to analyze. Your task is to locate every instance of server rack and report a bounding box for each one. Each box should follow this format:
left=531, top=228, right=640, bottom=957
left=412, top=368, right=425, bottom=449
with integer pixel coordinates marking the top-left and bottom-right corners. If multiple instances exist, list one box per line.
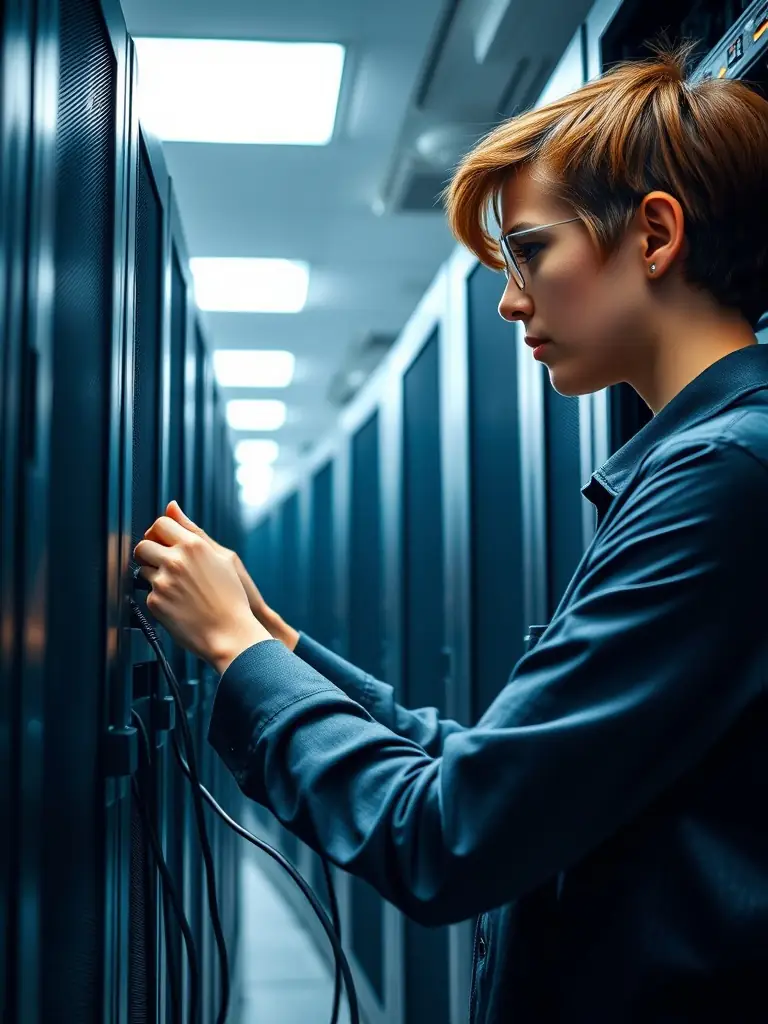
left=129, top=121, right=244, bottom=1024
left=1, top=0, right=58, bottom=1018
left=130, top=127, right=167, bottom=1024
left=45, top=1, right=133, bottom=1020
left=274, top=490, right=304, bottom=871
left=305, top=460, right=339, bottom=914
left=346, top=415, right=386, bottom=1008
left=0, top=0, right=246, bottom=1017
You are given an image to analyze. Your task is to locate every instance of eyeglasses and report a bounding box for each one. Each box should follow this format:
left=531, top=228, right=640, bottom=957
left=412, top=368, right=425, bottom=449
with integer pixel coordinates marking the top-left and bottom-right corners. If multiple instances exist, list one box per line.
left=499, top=216, right=581, bottom=290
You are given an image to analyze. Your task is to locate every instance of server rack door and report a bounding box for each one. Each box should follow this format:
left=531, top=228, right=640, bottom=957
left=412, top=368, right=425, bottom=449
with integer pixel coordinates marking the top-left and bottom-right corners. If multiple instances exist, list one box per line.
left=306, top=461, right=338, bottom=914
left=347, top=412, right=386, bottom=1008
left=167, top=249, right=186, bottom=542
left=309, top=461, right=337, bottom=649
left=186, top=321, right=208, bottom=996
left=275, top=491, right=303, bottom=867
left=247, top=516, right=274, bottom=598
left=43, top=0, right=126, bottom=1020
left=240, top=514, right=277, bottom=829
left=465, top=262, right=527, bottom=718
left=1, top=0, right=56, bottom=1017
left=128, top=133, right=164, bottom=1024
left=198, top=390, right=223, bottom=1024
left=201, top=355, right=216, bottom=538
left=401, top=328, right=450, bottom=1024
left=179, top=316, right=204, bottom=1023
left=192, top=328, right=206, bottom=525
left=0, top=0, right=24, bottom=1001
left=162, top=242, right=192, bottom=1023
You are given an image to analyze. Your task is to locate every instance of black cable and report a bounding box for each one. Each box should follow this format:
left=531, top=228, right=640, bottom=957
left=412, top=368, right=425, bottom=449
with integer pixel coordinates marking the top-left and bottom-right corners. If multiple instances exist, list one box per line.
left=131, top=708, right=201, bottom=1024
left=169, top=735, right=360, bottom=1024
left=128, top=597, right=231, bottom=1024
left=320, top=856, right=343, bottom=1024
left=131, top=710, right=182, bottom=1024
left=127, top=574, right=359, bottom=1024
left=162, top=868, right=182, bottom=1024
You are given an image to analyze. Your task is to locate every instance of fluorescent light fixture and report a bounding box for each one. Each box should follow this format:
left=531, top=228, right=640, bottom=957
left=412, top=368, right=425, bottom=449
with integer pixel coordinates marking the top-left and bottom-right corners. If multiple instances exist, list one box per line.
left=234, top=438, right=279, bottom=465
left=226, top=399, right=286, bottom=431
left=134, top=38, right=345, bottom=145
left=214, top=349, right=295, bottom=389
left=190, top=259, right=309, bottom=314
left=237, top=463, right=275, bottom=488
left=238, top=464, right=275, bottom=508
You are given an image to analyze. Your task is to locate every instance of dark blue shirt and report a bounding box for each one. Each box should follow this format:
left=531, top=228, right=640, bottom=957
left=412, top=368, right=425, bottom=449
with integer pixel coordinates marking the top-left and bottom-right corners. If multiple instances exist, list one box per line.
left=209, top=343, right=768, bottom=1022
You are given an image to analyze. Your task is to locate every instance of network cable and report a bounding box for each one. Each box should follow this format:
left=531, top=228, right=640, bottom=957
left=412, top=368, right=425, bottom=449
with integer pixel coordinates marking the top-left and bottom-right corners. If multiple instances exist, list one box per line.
left=130, top=707, right=200, bottom=1024
left=129, top=592, right=230, bottom=1024
left=128, top=569, right=360, bottom=1024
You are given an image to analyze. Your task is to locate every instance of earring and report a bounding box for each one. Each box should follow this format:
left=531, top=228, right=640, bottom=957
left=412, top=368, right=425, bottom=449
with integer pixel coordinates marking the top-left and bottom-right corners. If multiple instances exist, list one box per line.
left=649, top=263, right=656, bottom=273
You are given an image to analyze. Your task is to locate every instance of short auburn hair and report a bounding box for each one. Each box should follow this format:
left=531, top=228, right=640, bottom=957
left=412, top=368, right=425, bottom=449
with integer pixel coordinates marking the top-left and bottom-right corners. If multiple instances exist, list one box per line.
left=444, top=38, right=768, bottom=329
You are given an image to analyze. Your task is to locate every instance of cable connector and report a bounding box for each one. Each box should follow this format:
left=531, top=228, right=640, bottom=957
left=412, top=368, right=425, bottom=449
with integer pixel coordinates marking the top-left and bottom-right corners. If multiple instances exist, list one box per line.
left=130, top=560, right=151, bottom=591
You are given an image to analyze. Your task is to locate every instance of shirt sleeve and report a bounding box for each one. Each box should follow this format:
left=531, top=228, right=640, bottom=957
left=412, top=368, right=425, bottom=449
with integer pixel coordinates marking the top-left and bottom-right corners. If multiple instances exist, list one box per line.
left=208, top=436, right=768, bottom=928
left=294, top=632, right=468, bottom=756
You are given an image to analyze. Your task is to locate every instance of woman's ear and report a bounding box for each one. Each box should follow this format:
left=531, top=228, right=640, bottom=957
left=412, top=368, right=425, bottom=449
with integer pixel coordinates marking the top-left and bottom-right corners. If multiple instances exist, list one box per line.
left=638, top=191, right=686, bottom=275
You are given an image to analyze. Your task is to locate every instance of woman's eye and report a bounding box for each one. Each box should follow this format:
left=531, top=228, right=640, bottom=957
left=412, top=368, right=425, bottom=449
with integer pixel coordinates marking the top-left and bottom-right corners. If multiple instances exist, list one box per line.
left=512, top=243, right=544, bottom=264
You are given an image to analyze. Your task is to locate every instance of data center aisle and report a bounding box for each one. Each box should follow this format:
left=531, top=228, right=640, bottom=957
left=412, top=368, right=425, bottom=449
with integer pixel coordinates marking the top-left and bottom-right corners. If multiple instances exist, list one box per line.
left=234, top=850, right=352, bottom=1024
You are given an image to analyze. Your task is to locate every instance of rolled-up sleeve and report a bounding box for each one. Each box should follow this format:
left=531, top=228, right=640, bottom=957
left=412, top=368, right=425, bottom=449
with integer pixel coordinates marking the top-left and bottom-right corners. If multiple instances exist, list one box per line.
left=294, top=633, right=468, bottom=756
left=208, top=436, right=768, bottom=927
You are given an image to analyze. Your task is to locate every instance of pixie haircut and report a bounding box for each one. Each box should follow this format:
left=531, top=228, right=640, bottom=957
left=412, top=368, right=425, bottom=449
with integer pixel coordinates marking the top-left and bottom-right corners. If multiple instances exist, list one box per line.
left=444, top=39, right=768, bottom=329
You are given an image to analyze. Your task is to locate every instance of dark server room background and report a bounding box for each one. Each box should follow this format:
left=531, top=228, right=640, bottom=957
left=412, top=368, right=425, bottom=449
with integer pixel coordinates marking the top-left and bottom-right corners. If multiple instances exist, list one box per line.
left=2, top=0, right=767, bottom=1021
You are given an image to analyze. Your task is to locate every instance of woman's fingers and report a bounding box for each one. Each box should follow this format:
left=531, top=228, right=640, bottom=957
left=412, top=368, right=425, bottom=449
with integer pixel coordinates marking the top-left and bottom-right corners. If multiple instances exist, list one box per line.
left=134, top=537, right=174, bottom=568
left=144, top=514, right=190, bottom=546
left=136, top=563, right=160, bottom=587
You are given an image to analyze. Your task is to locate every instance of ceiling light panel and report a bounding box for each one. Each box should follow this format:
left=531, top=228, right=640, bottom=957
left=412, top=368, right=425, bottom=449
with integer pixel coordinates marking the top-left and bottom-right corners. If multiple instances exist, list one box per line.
left=190, top=259, right=309, bottom=314
left=234, top=439, right=280, bottom=465
left=226, top=399, right=286, bottom=432
left=214, top=350, right=295, bottom=389
left=134, top=38, right=345, bottom=145
left=238, top=464, right=275, bottom=508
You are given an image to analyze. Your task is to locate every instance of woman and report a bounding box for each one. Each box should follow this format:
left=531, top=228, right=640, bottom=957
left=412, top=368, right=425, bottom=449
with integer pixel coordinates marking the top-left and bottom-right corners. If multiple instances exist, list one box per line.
left=134, top=41, right=768, bottom=1022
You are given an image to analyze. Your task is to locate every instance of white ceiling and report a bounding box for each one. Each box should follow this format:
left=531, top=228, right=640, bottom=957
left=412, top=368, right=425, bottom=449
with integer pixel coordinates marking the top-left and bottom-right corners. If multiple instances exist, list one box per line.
left=119, top=0, right=459, bottom=495
left=119, top=0, right=596, bottom=509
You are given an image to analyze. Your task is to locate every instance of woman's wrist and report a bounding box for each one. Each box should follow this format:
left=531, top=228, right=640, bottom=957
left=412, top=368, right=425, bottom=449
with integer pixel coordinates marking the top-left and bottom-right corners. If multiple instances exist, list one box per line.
left=210, top=619, right=273, bottom=676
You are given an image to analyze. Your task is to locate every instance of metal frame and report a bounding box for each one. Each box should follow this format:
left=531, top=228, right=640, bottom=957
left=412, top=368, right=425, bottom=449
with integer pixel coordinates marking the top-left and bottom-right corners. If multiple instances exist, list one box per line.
left=381, top=267, right=450, bottom=1024
left=133, top=115, right=177, bottom=1024
left=63, top=0, right=135, bottom=1019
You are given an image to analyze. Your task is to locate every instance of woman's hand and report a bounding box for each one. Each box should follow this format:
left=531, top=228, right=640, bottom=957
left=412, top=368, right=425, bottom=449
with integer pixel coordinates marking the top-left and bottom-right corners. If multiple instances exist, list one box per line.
left=134, top=506, right=272, bottom=675
left=164, top=501, right=300, bottom=652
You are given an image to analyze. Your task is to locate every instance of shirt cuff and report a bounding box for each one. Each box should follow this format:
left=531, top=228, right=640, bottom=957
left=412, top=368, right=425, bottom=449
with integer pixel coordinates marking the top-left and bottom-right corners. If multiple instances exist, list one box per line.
left=207, top=638, right=338, bottom=776
left=294, top=632, right=377, bottom=704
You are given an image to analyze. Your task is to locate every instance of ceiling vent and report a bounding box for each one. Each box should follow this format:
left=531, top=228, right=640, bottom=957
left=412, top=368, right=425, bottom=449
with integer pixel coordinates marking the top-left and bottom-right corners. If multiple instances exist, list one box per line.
left=377, top=0, right=595, bottom=215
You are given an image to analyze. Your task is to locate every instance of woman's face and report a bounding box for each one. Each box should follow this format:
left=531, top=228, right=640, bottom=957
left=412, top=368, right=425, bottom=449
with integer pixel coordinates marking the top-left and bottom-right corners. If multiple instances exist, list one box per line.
left=497, top=166, right=653, bottom=397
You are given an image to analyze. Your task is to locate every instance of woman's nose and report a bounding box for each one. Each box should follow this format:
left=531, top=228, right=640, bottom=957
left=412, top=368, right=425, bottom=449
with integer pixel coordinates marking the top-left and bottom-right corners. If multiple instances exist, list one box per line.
left=498, top=278, right=533, bottom=322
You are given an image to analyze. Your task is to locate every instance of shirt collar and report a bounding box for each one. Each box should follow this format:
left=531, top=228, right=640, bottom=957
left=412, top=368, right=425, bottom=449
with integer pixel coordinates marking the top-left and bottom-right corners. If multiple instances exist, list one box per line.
left=582, top=343, right=768, bottom=514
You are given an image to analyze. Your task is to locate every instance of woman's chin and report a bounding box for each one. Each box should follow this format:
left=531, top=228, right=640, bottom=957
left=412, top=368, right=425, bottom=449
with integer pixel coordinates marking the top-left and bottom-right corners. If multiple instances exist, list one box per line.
left=548, top=356, right=614, bottom=395
left=547, top=364, right=604, bottom=398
